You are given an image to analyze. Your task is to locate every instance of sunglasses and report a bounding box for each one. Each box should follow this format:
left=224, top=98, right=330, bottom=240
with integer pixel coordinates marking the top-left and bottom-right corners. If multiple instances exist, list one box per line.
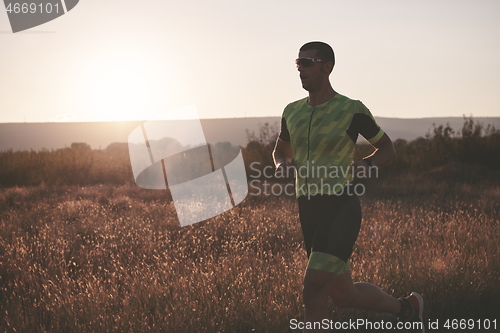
left=295, top=57, right=323, bottom=67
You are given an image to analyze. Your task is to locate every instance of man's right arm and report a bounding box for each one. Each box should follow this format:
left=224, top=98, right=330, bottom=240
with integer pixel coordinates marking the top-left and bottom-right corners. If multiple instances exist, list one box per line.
left=272, top=139, right=293, bottom=177
left=273, top=114, right=293, bottom=175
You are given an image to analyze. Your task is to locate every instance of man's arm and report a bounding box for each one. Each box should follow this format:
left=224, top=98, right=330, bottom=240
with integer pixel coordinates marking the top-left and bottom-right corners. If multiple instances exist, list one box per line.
left=354, top=133, right=396, bottom=170
left=273, top=139, right=293, bottom=176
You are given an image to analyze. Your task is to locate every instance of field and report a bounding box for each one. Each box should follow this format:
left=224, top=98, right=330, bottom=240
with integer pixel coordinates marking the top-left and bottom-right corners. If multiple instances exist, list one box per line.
left=1, top=175, right=499, bottom=332
left=1, top=118, right=499, bottom=332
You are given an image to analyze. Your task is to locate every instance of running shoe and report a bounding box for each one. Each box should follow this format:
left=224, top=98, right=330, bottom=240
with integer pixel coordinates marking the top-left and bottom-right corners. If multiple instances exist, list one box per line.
left=400, top=292, right=425, bottom=333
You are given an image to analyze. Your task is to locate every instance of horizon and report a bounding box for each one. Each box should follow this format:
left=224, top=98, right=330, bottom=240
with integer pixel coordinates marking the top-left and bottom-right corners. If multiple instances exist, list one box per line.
left=1, top=114, right=500, bottom=125
left=1, top=116, right=499, bottom=153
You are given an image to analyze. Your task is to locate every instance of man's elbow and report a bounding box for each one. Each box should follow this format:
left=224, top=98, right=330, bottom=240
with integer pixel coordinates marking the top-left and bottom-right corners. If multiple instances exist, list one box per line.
left=379, top=141, right=396, bottom=164
left=390, top=144, right=396, bottom=161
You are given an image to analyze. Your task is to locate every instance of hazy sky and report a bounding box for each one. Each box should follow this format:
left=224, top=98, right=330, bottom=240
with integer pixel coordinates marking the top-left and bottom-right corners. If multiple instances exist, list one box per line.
left=1, top=0, right=499, bottom=122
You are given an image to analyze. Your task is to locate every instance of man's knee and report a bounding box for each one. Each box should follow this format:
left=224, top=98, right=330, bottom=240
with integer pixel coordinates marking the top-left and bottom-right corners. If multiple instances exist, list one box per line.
left=329, top=272, right=358, bottom=308
left=330, top=286, right=358, bottom=307
left=302, top=268, right=337, bottom=306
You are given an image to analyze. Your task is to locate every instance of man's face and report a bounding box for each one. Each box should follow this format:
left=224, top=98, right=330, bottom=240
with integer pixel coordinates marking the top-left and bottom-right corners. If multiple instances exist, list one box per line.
left=297, top=49, right=325, bottom=92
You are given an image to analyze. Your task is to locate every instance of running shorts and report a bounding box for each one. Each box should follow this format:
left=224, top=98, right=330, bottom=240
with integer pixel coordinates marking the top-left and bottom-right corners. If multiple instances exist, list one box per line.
left=298, top=188, right=362, bottom=275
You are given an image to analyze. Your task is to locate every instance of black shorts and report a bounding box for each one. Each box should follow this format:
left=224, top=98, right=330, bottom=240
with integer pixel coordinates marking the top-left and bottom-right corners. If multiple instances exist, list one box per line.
left=298, top=190, right=361, bottom=274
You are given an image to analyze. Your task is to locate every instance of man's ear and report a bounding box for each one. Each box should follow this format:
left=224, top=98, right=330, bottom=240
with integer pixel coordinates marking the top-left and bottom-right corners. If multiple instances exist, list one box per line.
left=322, top=61, right=334, bottom=74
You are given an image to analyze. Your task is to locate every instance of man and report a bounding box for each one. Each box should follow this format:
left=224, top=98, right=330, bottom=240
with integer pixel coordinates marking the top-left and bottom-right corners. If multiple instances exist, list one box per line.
left=273, top=41, right=424, bottom=332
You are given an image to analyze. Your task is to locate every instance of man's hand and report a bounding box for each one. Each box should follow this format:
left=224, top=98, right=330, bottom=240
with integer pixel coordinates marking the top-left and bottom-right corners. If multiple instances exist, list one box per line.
left=353, top=133, right=396, bottom=180
left=275, top=160, right=292, bottom=178
left=352, top=159, right=371, bottom=179
left=273, top=139, right=293, bottom=178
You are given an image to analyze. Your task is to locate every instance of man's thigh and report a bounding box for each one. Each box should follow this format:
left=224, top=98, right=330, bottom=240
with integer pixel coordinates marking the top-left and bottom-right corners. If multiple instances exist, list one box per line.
left=308, top=194, right=362, bottom=262
left=298, top=193, right=360, bottom=260
left=303, top=268, right=339, bottom=297
left=303, top=268, right=357, bottom=305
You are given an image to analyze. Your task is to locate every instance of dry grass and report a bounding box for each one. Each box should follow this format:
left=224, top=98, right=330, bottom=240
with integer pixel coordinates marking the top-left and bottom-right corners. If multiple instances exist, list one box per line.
left=0, top=181, right=499, bottom=332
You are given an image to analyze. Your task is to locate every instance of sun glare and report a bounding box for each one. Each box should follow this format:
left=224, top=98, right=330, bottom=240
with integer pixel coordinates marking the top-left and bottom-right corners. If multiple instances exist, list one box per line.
left=77, top=52, right=167, bottom=122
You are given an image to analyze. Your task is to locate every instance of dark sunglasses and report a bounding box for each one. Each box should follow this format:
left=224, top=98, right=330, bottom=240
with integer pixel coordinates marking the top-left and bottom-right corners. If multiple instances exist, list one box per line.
left=295, top=57, right=323, bottom=67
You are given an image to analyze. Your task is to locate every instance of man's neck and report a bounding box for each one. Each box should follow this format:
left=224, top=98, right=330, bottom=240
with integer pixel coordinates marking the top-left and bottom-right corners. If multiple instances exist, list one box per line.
left=307, top=86, right=337, bottom=106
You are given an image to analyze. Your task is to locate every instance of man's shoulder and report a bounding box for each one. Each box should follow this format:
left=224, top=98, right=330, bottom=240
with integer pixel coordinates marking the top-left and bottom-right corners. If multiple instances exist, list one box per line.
left=334, top=93, right=361, bottom=104
left=282, top=97, right=309, bottom=117
left=286, top=97, right=309, bottom=108
left=334, top=94, right=369, bottom=113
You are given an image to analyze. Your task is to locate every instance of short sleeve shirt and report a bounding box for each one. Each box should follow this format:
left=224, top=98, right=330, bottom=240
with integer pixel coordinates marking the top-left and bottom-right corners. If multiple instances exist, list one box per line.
left=279, top=93, right=385, bottom=197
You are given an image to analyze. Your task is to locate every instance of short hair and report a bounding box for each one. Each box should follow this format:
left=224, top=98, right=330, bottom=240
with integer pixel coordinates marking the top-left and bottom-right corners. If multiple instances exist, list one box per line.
left=300, top=41, right=335, bottom=67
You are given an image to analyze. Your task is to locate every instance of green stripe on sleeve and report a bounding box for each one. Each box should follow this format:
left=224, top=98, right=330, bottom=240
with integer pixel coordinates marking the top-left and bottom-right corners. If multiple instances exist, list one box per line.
left=367, top=129, right=385, bottom=145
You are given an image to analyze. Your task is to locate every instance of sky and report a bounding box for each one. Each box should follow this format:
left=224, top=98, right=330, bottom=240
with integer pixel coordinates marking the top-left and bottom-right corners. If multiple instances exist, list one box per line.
left=1, top=0, right=499, bottom=122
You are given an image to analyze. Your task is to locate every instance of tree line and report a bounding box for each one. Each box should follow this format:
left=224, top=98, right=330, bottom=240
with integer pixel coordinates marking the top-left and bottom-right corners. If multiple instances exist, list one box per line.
left=0, top=117, right=498, bottom=188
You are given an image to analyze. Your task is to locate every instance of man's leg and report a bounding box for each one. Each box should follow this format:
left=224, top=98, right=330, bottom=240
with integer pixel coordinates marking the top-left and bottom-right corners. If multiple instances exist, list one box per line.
left=330, top=270, right=425, bottom=332
left=299, top=194, right=362, bottom=332
left=302, top=268, right=400, bottom=333
left=302, top=268, right=339, bottom=333
left=329, top=270, right=400, bottom=314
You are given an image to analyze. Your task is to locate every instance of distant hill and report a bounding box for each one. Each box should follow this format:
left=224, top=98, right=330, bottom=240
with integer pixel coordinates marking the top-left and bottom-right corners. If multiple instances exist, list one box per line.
left=0, top=116, right=499, bottom=151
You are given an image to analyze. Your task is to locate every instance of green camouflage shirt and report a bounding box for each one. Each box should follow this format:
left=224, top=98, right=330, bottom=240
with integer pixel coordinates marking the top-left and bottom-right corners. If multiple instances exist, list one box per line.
left=279, top=93, right=384, bottom=197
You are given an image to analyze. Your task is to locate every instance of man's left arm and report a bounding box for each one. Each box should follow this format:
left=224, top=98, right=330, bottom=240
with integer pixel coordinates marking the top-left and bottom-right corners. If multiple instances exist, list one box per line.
left=354, top=133, right=396, bottom=170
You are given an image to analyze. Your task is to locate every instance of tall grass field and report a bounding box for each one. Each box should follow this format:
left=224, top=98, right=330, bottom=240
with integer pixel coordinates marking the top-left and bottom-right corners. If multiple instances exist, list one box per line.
left=1, top=178, right=498, bottom=332
left=1, top=118, right=499, bottom=332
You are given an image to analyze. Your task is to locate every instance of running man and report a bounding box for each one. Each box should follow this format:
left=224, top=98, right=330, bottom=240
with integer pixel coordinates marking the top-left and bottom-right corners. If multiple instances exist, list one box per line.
left=273, top=41, right=424, bottom=332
